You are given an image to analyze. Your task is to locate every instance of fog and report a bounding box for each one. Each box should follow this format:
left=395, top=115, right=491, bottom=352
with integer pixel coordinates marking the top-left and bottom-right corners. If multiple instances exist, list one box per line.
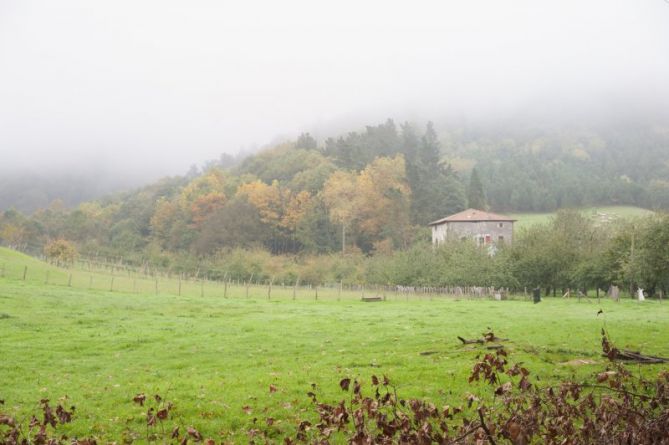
left=1, top=0, right=668, bottom=181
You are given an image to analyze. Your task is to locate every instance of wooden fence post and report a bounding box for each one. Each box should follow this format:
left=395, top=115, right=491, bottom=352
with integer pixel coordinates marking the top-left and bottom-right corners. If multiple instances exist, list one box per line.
left=200, top=280, right=204, bottom=298
left=314, top=285, right=318, bottom=301
left=155, top=277, right=158, bottom=295
left=293, top=277, right=299, bottom=300
left=110, top=277, right=114, bottom=292
left=178, top=275, right=182, bottom=296
left=267, top=277, right=274, bottom=300
left=224, top=280, right=228, bottom=299
left=23, top=266, right=27, bottom=281
left=246, top=273, right=254, bottom=299
left=68, top=273, right=73, bottom=287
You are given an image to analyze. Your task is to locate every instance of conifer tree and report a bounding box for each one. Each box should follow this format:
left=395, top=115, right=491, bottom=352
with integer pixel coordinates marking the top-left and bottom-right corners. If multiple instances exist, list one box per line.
left=467, top=168, right=486, bottom=210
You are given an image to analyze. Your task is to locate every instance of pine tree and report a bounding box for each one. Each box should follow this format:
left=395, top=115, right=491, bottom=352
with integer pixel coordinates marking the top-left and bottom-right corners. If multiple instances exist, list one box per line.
left=406, top=122, right=466, bottom=225
left=418, top=121, right=441, bottom=166
left=467, top=168, right=486, bottom=210
left=295, top=133, right=318, bottom=150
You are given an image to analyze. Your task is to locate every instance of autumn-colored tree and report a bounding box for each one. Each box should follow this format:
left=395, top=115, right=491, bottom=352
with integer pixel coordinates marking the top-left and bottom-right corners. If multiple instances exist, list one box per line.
left=150, top=198, right=178, bottom=242
left=191, top=198, right=267, bottom=254
left=44, top=238, right=78, bottom=265
left=0, top=223, right=26, bottom=248
left=281, top=190, right=312, bottom=231
left=321, top=170, right=358, bottom=254
left=322, top=155, right=412, bottom=253
left=179, top=168, right=227, bottom=205
left=237, top=180, right=312, bottom=231
left=236, top=180, right=284, bottom=226
left=355, top=155, right=411, bottom=247
left=190, top=192, right=226, bottom=228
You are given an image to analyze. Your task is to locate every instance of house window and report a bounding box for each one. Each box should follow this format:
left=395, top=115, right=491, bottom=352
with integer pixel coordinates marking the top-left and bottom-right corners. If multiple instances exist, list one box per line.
left=498, top=235, right=505, bottom=243
left=498, top=223, right=504, bottom=228
left=485, top=235, right=492, bottom=244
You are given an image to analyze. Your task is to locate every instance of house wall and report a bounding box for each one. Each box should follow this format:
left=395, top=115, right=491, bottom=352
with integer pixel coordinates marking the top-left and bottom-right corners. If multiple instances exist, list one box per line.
left=431, top=223, right=448, bottom=245
left=432, top=221, right=513, bottom=245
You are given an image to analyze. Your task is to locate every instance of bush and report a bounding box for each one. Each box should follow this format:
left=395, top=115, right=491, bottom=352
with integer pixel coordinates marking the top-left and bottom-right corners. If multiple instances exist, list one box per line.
left=43, top=239, right=77, bottom=266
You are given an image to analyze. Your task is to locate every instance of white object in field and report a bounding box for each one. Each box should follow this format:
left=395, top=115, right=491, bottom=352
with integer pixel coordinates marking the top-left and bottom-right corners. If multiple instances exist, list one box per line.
left=637, top=288, right=645, bottom=301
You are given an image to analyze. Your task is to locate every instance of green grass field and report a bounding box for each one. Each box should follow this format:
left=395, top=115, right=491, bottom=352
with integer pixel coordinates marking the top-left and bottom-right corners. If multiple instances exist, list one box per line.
left=2, top=247, right=669, bottom=442
left=510, top=205, right=653, bottom=231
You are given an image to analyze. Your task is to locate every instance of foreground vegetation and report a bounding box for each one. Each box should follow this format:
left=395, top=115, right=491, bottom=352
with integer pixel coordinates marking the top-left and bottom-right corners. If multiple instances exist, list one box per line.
left=2, top=262, right=669, bottom=442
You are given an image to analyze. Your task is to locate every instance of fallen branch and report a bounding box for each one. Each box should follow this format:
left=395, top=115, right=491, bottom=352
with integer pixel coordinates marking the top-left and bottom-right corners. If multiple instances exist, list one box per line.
left=458, top=332, right=509, bottom=345
left=458, top=336, right=485, bottom=345
left=603, top=349, right=669, bottom=364
left=419, top=351, right=439, bottom=356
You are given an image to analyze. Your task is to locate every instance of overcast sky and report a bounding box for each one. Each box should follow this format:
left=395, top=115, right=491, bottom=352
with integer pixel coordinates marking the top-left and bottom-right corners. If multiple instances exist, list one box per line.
left=1, top=0, right=668, bottom=178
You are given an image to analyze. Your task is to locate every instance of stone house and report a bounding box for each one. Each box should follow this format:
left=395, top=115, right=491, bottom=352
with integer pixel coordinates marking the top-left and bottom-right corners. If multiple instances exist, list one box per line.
left=429, top=208, right=516, bottom=247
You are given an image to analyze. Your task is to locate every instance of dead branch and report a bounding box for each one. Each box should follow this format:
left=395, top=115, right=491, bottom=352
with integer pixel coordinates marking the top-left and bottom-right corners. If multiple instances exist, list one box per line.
left=458, top=332, right=509, bottom=345
left=603, top=349, right=669, bottom=364
left=458, top=336, right=484, bottom=345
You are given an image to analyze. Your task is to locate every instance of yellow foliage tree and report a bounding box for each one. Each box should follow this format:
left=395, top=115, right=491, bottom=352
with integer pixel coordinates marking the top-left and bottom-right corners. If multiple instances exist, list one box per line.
left=322, top=155, right=412, bottom=252
left=78, top=202, right=104, bottom=219
left=179, top=168, right=227, bottom=205
left=236, top=180, right=283, bottom=226
left=150, top=198, right=178, bottom=241
left=282, top=190, right=312, bottom=231
left=237, top=181, right=312, bottom=232
left=190, top=192, right=226, bottom=228
left=356, top=155, right=411, bottom=243
left=0, top=224, right=25, bottom=247
left=321, top=170, right=358, bottom=253
left=44, top=239, right=78, bottom=265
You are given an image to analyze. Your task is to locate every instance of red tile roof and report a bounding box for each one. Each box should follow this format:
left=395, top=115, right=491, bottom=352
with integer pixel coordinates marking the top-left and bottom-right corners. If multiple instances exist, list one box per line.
left=428, top=208, right=516, bottom=226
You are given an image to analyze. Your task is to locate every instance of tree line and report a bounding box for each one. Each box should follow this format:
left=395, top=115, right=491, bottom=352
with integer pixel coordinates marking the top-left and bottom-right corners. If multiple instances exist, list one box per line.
left=0, top=119, right=667, bottom=295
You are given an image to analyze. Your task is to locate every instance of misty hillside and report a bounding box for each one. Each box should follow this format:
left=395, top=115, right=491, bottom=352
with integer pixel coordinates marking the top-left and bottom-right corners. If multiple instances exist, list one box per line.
left=0, top=151, right=248, bottom=214
left=0, top=171, right=144, bottom=214
left=3, top=112, right=668, bottom=215
left=442, top=119, right=669, bottom=211
left=1, top=117, right=667, bottom=261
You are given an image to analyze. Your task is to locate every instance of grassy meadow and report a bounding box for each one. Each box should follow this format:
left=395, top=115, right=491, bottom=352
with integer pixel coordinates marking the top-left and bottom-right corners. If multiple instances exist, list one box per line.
left=509, top=205, right=653, bottom=231
left=2, top=248, right=669, bottom=442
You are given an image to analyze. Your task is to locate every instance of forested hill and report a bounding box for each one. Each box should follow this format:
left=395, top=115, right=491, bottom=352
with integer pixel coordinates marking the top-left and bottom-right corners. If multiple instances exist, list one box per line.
left=1, top=118, right=668, bottom=258
left=443, top=120, right=669, bottom=212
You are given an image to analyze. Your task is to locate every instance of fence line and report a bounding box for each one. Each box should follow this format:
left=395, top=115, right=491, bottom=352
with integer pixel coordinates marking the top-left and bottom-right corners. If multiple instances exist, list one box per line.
left=0, top=257, right=524, bottom=302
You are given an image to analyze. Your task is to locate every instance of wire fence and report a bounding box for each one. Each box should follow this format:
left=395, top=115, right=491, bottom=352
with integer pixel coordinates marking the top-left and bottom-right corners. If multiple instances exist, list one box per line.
left=0, top=254, right=525, bottom=302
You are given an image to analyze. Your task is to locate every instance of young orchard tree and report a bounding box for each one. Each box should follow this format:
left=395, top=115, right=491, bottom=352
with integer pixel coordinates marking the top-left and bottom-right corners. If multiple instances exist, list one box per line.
left=44, top=238, right=77, bottom=266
